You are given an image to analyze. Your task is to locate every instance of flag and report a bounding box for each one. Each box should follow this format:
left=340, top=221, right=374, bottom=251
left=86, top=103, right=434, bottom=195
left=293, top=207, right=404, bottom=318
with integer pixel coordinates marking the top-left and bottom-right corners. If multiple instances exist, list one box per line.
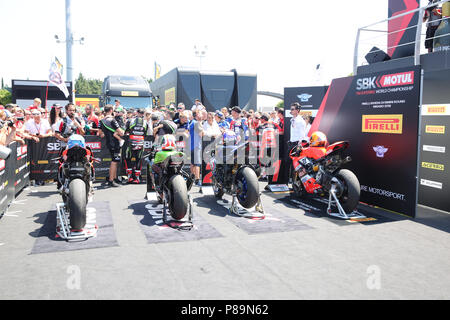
left=49, top=57, right=69, bottom=98
left=154, top=62, right=161, bottom=80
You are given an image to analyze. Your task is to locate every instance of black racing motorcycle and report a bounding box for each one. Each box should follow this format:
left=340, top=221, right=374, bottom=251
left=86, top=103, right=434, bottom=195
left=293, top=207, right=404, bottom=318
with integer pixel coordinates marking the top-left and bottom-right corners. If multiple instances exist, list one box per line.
left=57, top=141, right=96, bottom=239
left=209, top=133, right=262, bottom=213
left=146, top=146, right=194, bottom=227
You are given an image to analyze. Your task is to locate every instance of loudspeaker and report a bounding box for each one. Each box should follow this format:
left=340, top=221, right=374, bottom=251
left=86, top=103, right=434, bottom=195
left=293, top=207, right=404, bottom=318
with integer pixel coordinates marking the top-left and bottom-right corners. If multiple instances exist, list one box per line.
left=365, top=46, right=391, bottom=64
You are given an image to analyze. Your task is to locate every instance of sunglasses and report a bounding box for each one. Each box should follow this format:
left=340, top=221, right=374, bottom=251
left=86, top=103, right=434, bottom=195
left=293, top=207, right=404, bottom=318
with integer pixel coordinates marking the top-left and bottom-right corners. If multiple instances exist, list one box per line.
left=32, top=113, right=41, bottom=116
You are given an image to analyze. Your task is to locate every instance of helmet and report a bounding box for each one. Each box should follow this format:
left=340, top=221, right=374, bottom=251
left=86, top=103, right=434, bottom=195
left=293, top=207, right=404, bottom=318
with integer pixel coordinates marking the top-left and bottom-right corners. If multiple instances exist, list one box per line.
left=161, top=134, right=176, bottom=151
left=67, top=134, right=86, bottom=149
left=309, top=131, right=327, bottom=147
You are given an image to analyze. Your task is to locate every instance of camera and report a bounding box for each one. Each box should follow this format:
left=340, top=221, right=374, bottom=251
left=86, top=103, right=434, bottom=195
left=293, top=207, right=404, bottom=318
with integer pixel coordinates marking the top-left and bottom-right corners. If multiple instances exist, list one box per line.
left=7, top=120, right=15, bottom=127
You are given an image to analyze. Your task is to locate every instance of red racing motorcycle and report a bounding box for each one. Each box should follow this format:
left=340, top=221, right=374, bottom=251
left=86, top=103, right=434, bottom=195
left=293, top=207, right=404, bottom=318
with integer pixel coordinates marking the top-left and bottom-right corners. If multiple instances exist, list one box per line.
left=289, top=132, right=360, bottom=218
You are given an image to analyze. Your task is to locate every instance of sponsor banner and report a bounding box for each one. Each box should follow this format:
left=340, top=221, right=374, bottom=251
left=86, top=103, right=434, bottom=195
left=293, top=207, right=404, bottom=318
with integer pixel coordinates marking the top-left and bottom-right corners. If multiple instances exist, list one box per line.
left=423, top=145, right=446, bottom=153
left=421, top=162, right=444, bottom=171
left=420, top=179, right=442, bottom=190
left=425, top=125, right=445, bottom=134
left=362, top=114, right=403, bottom=134
left=421, top=104, right=450, bottom=116
left=310, top=66, right=421, bottom=217
left=419, top=103, right=450, bottom=212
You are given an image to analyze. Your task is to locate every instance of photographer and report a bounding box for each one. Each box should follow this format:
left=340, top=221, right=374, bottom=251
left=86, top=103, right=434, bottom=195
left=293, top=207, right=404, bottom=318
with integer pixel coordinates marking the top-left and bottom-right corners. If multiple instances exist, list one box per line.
left=424, top=0, right=442, bottom=53
left=0, top=110, right=16, bottom=147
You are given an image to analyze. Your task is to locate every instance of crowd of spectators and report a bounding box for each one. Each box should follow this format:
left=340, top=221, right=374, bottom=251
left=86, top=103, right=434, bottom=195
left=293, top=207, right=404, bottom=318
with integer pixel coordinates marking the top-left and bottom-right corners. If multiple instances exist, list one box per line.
left=0, top=97, right=313, bottom=187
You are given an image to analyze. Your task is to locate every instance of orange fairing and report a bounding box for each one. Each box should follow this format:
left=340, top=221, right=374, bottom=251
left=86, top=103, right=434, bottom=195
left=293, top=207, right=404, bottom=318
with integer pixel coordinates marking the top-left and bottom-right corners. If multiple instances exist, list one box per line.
left=301, top=147, right=327, bottom=160
left=326, top=141, right=349, bottom=156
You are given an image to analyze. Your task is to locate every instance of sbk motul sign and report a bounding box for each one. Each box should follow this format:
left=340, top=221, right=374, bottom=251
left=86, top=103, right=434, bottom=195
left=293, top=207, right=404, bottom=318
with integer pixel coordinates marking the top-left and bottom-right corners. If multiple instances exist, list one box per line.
left=356, top=71, right=414, bottom=90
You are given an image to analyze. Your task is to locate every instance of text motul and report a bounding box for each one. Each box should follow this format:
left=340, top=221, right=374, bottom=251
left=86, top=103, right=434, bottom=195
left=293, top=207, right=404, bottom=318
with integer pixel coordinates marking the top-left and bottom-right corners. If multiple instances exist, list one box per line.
left=356, top=71, right=414, bottom=90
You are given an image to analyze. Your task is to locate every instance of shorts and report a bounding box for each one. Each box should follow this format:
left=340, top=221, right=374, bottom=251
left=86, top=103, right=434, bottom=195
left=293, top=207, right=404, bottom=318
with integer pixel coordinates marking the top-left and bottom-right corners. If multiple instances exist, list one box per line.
left=109, top=147, right=121, bottom=162
left=191, top=147, right=202, bottom=166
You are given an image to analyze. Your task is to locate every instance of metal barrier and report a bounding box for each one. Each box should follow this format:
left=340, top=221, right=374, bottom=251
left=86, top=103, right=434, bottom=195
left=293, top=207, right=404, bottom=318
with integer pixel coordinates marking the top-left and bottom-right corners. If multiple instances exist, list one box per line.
left=353, top=0, right=450, bottom=75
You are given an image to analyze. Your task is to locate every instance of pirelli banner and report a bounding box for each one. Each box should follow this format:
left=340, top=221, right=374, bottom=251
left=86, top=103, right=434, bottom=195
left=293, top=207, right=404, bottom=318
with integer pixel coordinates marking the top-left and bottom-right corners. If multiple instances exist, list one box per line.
left=418, top=104, right=450, bottom=212
left=309, top=66, right=422, bottom=217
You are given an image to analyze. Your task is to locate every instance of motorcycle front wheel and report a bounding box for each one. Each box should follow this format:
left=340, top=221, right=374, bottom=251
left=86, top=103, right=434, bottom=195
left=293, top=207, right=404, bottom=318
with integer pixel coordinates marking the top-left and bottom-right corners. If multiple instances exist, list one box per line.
left=335, top=169, right=360, bottom=214
left=235, top=167, right=259, bottom=209
left=168, top=175, right=189, bottom=220
left=68, top=178, right=87, bottom=230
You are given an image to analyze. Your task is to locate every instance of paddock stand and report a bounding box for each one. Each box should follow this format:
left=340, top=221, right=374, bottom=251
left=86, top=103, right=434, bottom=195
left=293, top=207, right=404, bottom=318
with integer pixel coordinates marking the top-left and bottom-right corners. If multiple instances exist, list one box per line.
left=162, top=195, right=194, bottom=231
left=228, top=192, right=266, bottom=219
left=326, top=179, right=366, bottom=220
left=55, top=203, right=98, bottom=242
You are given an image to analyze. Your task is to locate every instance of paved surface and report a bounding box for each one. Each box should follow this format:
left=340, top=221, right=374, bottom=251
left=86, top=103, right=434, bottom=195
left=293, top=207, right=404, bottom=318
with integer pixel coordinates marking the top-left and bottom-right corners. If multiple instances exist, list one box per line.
left=0, top=181, right=449, bottom=300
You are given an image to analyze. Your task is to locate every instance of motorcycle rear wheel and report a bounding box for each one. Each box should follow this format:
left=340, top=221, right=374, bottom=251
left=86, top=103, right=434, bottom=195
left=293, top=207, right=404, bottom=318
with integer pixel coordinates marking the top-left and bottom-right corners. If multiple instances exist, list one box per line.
left=236, top=167, right=259, bottom=209
left=335, top=169, right=360, bottom=214
left=168, top=175, right=189, bottom=220
left=68, top=178, right=87, bottom=230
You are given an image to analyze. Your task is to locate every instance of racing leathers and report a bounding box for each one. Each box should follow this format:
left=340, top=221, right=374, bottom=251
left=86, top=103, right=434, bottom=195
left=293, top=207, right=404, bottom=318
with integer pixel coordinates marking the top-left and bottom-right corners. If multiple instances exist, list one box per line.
left=124, top=116, right=148, bottom=183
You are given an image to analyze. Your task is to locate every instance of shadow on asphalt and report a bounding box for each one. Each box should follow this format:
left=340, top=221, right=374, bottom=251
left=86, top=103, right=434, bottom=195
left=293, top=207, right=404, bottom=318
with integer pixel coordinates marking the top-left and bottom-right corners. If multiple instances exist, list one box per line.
left=28, top=211, right=51, bottom=239
left=415, top=206, right=450, bottom=234
left=193, top=195, right=229, bottom=218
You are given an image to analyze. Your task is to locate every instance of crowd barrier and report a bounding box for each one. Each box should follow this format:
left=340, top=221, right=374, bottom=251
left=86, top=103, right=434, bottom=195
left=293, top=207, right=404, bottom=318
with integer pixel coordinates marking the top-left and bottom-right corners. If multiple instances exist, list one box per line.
left=0, top=142, right=30, bottom=216
left=0, top=131, right=287, bottom=216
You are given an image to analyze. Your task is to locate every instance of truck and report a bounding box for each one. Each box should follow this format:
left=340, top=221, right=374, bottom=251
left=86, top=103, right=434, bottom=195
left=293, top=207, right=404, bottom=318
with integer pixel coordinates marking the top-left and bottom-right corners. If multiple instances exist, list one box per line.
left=100, top=75, right=154, bottom=110
left=150, top=67, right=257, bottom=111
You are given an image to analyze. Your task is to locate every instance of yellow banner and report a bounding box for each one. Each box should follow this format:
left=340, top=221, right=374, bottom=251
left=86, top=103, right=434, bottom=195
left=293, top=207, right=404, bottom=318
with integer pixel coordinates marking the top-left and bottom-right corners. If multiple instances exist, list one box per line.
left=425, top=125, right=445, bottom=134
left=422, top=162, right=444, bottom=171
left=121, top=91, right=139, bottom=97
left=165, top=87, right=176, bottom=105
left=362, top=114, right=403, bottom=134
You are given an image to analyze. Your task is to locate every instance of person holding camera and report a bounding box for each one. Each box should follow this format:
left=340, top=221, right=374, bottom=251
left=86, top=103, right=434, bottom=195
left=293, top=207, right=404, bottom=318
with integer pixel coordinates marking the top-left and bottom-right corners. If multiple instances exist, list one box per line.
left=0, top=110, right=17, bottom=147
left=54, top=103, right=85, bottom=147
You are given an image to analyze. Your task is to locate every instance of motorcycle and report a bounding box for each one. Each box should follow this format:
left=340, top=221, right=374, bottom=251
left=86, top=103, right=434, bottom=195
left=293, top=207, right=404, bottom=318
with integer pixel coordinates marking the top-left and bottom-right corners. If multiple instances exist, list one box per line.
left=289, top=136, right=360, bottom=219
left=209, top=131, right=264, bottom=216
left=56, top=135, right=97, bottom=240
left=146, top=136, right=194, bottom=229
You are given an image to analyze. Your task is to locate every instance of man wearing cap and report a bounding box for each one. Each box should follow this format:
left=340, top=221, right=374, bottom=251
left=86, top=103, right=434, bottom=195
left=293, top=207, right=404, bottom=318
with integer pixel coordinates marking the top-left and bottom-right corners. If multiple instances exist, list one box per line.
left=114, top=105, right=126, bottom=130
left=24, top=108, right=52, bottom=139
left=215, top=111, right=229, bottom=132
left=229, top=106, right=249, bottom=142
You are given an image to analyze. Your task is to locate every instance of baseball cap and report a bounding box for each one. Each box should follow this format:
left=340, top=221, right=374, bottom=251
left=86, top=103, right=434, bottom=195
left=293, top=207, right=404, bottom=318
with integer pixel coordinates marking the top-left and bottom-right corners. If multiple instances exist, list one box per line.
left=215, top=111, right=224, bottom=118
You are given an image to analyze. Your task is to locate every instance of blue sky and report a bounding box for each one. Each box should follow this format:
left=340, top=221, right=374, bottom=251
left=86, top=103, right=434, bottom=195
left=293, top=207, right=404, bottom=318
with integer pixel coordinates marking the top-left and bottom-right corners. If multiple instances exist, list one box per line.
left=0, top=0, right=430, bottom=107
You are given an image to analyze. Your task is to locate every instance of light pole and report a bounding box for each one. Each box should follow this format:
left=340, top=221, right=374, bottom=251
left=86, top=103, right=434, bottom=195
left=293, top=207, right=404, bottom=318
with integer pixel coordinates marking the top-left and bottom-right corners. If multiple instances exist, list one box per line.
left=194, top=45, right=207, bottom=70
left=54, top=0, right=84, bottom=83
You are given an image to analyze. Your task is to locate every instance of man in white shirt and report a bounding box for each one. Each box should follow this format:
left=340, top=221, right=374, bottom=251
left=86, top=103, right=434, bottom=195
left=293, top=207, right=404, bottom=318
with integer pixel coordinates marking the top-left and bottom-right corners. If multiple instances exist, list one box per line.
left=289, top=102, right=307, bottom=147
left=24, top=109, right=52, bottom=141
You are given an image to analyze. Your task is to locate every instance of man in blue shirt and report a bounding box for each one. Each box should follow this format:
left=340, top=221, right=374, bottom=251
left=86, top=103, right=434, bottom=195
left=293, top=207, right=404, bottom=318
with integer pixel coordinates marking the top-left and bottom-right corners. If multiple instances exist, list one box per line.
left=189, top=111, right=204, bottom=186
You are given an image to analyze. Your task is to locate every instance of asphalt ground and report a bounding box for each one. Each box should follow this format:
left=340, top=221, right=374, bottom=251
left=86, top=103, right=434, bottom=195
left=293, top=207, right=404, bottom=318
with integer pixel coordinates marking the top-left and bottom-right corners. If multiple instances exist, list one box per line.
left=0, top=180, right=449, bottom=300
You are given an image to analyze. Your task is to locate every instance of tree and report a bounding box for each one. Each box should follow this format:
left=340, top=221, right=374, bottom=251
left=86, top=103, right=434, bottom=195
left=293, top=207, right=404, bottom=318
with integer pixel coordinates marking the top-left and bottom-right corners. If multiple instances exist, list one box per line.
left=0, top=89, right=12, bottom=105
left=275, top=100, right=284, bottom=110
left=75, top=73, right=103, bottom=95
